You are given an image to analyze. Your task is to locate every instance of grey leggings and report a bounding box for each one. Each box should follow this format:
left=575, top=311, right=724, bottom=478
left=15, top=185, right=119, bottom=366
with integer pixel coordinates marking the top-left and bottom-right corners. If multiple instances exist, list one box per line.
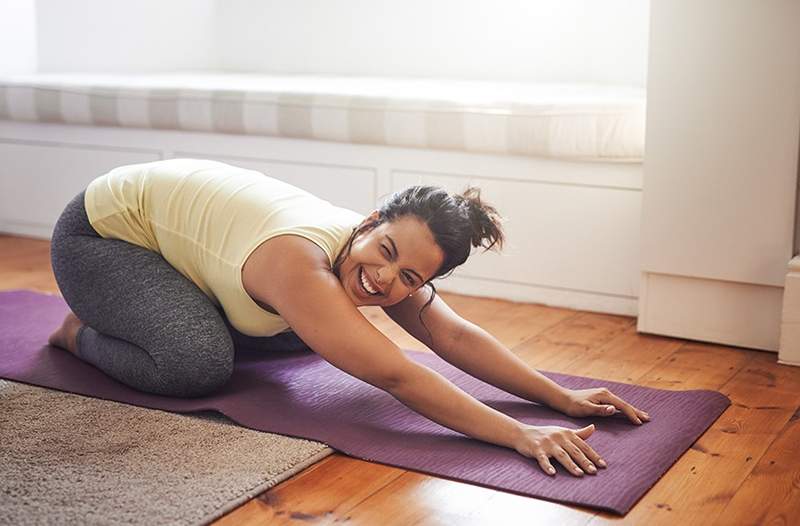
left=50, top=190, right=307, bottom=398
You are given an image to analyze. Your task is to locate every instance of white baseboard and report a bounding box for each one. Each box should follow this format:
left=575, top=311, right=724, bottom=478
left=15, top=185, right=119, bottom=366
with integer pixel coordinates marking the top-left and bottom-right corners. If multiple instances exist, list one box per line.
left=0, top=220, right=52, bottom=239
left=779, top=256, right=800, bottom=366
left=637, top=272, right=782, bottom=352
left=438, top=273, right=637, bottom=316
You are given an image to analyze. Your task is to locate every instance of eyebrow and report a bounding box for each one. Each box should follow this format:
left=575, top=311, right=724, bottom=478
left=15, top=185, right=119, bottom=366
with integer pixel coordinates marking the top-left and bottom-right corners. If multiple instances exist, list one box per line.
left=386, top=235, right=425, bottom=283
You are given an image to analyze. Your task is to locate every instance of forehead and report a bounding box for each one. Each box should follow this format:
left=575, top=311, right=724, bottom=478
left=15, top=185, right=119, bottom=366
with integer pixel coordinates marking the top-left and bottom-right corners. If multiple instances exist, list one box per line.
left=374, top=216, right=444, bottom=277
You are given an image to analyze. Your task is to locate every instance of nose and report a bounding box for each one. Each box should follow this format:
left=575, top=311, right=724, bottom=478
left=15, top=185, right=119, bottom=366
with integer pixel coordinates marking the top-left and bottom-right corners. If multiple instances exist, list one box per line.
left=376, top=264, right=399, bottom=286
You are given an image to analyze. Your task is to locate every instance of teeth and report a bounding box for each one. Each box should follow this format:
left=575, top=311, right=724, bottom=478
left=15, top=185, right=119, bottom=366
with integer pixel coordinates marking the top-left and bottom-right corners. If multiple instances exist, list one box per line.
left=360, top=268, right=379, bottom=295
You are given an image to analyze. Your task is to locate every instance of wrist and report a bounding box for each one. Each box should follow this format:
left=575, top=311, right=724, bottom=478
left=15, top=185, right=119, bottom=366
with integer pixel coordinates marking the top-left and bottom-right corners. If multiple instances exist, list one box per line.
left=510, top=421, right=529, bottom=452
left=544, top=385, right=573, bottom=412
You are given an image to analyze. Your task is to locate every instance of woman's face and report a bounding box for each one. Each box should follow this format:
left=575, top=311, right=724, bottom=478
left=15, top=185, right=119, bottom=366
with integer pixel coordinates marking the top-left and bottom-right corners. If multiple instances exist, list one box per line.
left=338, top=212, right=445, bottom=307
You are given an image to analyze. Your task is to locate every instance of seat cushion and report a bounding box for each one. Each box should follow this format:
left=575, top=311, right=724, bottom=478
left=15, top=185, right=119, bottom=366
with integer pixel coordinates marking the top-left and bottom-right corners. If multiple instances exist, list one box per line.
left=0, top=73, right=646, bottom=162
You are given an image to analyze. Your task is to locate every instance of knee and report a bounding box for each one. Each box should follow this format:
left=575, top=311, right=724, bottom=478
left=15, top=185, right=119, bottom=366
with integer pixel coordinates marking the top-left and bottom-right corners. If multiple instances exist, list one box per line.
left=169, top=360, right=234, bottom=398
left=164, top=334, right=235, bottom=398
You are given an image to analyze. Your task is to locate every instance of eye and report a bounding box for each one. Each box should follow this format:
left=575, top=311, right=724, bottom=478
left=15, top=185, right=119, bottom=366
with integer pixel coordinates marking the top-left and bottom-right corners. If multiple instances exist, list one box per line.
left=381, top=245, right=391, bottom=258
left=403, top=273, right=416, bottom=286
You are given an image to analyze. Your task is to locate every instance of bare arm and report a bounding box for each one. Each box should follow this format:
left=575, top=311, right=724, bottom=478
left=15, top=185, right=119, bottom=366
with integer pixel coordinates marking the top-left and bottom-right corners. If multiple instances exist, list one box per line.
left=250, top=236, right=525, bottom=450
left=252, top=236, right=609, bottom=476
left=383, top=289, right=609, bottom=476
left=385, top=290, right=650, bottom=424
left=383, top=289, right=570, bottom=408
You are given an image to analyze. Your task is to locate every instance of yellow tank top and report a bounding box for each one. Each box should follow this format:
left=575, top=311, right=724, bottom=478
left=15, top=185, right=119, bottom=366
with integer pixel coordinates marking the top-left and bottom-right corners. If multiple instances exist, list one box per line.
left=83, top=158, right=364, bottom=336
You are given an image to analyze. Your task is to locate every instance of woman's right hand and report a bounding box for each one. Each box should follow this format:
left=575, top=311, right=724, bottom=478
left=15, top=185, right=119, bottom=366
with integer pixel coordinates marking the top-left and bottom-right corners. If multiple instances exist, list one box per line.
left=514, top=423, right=606, bottom=477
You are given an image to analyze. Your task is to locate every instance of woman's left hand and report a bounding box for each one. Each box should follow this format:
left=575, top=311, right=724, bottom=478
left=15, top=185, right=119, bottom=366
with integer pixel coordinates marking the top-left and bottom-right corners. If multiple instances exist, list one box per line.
left=555, top=387, right=651, bottom=425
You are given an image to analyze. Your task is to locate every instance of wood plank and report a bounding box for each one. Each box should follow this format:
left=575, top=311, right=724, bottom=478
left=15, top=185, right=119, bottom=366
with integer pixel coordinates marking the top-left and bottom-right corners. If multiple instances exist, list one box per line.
left=589, top=349, right=800, bottom=525
left=635, top=341, right=752, bottom=391
left=713, top=408, right=800, bottom=525
left=330, top=470, right=592, bottom=526
left=513, top=312, right=636, bottom=373
left=467, top=301, right=578, bottom=350
left=434, top=292, right=514, bottom=325
left=0, top=235, right=57, bottom=293
left=214, top=455, right=405, bottom=525
left=564, top=330, right=685, bottom=383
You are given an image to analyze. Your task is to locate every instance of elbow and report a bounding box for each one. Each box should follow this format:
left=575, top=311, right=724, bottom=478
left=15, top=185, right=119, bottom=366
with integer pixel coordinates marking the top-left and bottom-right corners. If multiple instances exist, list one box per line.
left=435, top=320, right=475, bottom=359
left=373, top=358, right=419, bottom=392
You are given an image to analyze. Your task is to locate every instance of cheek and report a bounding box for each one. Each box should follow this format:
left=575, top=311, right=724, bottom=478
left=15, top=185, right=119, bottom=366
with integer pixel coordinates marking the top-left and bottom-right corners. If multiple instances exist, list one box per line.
left=387, top=283, right=415, bottom=303
left=347, top=240, right=372, bottom=264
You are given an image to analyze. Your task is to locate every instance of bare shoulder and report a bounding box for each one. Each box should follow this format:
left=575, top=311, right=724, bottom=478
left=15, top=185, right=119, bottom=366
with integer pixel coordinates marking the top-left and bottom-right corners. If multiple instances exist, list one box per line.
left=241, top=234, right=414, bottom=388
left=242, top=234, right=331, bottom=307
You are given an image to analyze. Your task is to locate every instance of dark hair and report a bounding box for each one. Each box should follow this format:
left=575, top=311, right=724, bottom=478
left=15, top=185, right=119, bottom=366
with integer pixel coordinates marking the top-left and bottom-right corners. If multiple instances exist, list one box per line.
left=333, top=185, right=505, bottom=344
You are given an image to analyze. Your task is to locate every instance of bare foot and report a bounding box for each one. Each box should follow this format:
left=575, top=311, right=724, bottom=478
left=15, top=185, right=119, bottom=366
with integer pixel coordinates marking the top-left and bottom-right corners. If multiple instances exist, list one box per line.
left=48, top=311, right=84, bottom=355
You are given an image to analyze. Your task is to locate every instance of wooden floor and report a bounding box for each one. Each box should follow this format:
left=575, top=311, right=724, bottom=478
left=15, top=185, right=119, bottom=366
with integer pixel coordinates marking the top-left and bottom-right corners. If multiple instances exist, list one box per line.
left=2, top=233, right=798, bottom=525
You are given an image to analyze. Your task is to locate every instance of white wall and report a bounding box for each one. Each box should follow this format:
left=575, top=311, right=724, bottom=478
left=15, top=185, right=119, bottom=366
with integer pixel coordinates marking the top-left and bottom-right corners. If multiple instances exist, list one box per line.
left=217, top=0, right=650, bottom=85
left=35, top=0, right=218, bottom=73
left=0, top=0, right=37, bottom=74
left=29, top=0, right=649, bottom=86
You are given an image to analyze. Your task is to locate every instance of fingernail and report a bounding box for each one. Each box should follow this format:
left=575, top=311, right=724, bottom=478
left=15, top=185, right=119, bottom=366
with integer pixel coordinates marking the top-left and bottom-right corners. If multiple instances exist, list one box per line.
left=587, top=465, right=597, bottom=473
left=548, top=467, right=556, bottom=475
left=598, top=459, right=607, bottom=467
left=606, top=406, right=615, bottom=414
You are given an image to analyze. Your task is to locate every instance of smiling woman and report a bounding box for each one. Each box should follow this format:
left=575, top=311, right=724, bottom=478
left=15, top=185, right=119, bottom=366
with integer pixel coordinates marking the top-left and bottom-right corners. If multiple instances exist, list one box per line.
left=47, top=157, right=651, bottom=479
left=335, top=214, right=445, bottom=306
left=330, top=185, right=504, bottom=334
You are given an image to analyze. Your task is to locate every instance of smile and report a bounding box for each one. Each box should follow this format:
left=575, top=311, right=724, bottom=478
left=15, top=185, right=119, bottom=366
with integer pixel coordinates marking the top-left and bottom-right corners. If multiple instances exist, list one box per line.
left=359, top=267, right=381, bottom=296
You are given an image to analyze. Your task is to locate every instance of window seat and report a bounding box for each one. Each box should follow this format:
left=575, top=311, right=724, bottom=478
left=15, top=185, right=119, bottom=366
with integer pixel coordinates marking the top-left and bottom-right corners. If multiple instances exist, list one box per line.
left=0, top=73, right=645, bottom=163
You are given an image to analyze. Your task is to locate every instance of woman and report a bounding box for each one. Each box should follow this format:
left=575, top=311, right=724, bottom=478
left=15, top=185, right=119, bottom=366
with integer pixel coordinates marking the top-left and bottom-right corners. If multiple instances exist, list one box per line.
left=48, top=158, right=649, bottom=478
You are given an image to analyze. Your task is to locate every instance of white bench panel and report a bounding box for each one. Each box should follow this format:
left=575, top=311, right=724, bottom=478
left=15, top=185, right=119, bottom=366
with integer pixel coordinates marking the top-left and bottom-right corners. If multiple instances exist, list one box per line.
left=0, top=120, right=643, bottom=316
left=170, top=152, right=378, bottom=217
left=0, top=141, right=161, bottom=236
left=392, top=171, right=641, bottom=301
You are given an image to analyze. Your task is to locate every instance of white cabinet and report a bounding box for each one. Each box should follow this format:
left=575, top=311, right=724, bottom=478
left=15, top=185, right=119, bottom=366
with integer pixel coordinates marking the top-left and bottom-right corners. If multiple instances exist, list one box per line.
left=638, top=0, right=800, bottom=351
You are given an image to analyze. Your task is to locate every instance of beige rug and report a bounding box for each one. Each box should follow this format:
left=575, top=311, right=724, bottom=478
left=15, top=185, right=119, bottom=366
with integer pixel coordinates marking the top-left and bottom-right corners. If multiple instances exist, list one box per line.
left=0, top=379, right=335, bottom=525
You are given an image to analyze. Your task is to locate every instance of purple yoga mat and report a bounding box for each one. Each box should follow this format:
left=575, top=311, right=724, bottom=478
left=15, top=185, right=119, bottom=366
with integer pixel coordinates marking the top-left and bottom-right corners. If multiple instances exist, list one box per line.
left=0, top=290, right=729, bottom=515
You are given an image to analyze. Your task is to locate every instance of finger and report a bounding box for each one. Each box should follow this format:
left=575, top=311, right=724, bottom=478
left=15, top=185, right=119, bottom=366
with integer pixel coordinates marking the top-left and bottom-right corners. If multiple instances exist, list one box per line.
left=562, top=440, right=597, bottom=475
left=597, top=391, right=642, bottom=425
left=535, top=453, right=557, bottom=476
left=554, top=447, right=584, bottom=477
left=574, top=423, right=595, bottom=439
left=586, top=403, right=618, bottom=416
left=572, top=434, right=607, bottom=468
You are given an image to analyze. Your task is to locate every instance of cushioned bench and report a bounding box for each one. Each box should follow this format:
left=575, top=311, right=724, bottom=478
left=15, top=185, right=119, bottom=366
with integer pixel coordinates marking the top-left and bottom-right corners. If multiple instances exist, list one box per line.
left=0, top=73, right=645, bottom=163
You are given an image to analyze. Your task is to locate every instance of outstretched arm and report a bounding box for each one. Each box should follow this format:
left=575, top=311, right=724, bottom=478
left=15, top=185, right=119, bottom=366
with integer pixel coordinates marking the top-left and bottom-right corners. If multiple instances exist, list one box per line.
left=383, top=289, right=650, bottom=424
left=250, top=236, right=615, bottom=476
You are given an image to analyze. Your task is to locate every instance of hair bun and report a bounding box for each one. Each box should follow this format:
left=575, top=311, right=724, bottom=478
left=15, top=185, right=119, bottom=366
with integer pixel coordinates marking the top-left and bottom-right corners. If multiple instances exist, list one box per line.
left=457, top=187, right=505, bottom=252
